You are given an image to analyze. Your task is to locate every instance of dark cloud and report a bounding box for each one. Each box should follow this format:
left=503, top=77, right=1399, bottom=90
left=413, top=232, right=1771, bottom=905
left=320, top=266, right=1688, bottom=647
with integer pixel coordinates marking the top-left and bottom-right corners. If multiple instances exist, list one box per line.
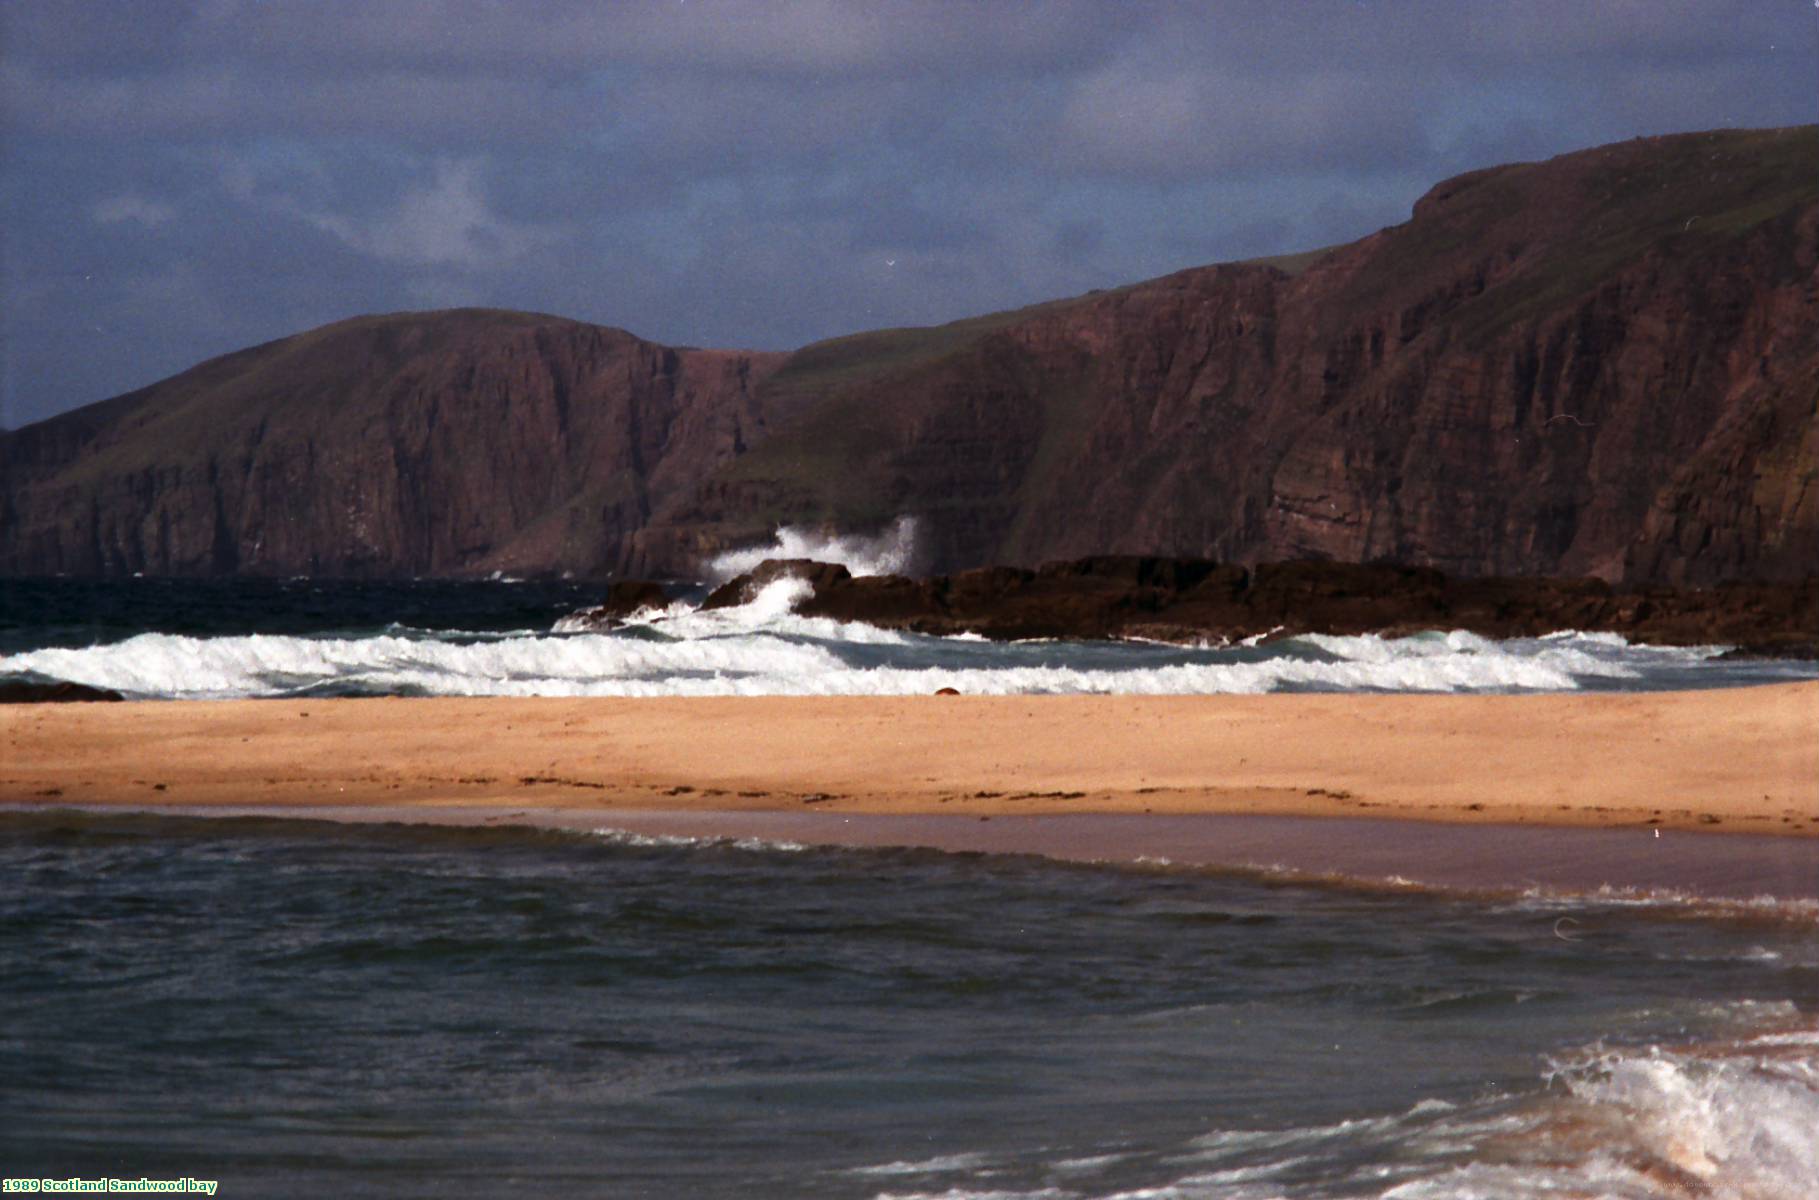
left=2, top=1, right=1814, bottom=429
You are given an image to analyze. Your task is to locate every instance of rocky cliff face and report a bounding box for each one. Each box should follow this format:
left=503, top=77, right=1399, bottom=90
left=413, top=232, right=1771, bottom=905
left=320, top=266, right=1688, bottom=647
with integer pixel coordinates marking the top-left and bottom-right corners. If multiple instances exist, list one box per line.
left=641, top=125, right=1819, bottom=586
left=1, top=310, right=784, bottom=577
left=4, top=127, right=1815, bottom=584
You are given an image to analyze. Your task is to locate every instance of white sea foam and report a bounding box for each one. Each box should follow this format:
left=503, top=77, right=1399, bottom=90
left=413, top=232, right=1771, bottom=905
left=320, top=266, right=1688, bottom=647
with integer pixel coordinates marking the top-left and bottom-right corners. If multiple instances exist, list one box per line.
left=707, top=516, right=919, bottom=582
left=617, top=578, right=913, bottom=646
left=1047, top=1153, right=1130, bottom=1175
left=848, top=1152, right=996, bottom=1177
left=1187, top=1111, right=1410, bottom=1157
left=1369, top=1032, right=1819, bottom=1199
left=4, top=581, right=1787, bottom=703
left=869, top=1191, right=1068, bottom=1200
left=589, top=829, right=811, bottom=854
left=1298, top=627, right=1716, bottom=679
left=587, top=830, right=707, bottom=849
left=2, top=628, right=850, bottom=699
left=549, top=604, right=671, bottom=633
left=1542, top=1034, right=1819, bottom=1198
left=1505, top=886, right=1819, bottom=925
left=1144, top=1009, right=1819, bottom=1200
left=0, top=630, right=1648, bottom=697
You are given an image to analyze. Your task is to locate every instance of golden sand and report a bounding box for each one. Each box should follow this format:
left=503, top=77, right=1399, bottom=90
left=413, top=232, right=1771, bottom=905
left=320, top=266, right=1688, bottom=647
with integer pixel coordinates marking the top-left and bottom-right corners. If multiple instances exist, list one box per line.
left=3, top=683, right=1815, bottom=836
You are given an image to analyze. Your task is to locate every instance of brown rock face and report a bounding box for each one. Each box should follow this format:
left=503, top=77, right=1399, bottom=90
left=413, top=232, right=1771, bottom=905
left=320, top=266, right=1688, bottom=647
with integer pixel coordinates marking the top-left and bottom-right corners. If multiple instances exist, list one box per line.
left=644, top=126, right=1819, bottom=586
left=1, top=310, right=784, bottom=577
left=4, top=127, right=1814, bottom=586
left=552, top=579, right=676, bottom=630
left=700, top=558, right=863, bottom=609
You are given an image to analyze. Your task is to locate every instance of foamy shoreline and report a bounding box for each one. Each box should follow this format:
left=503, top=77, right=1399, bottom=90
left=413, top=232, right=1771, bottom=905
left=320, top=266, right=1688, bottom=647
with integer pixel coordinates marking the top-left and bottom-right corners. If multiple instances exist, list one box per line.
left=4, top=684, right=1814, bottom=839
left=23, top=803, right=1818, bottom=909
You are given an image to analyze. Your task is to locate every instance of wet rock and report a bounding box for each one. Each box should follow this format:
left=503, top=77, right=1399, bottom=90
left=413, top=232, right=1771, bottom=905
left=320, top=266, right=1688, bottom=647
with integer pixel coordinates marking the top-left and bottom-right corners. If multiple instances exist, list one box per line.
left=1713, top=637, right=1819, bottom=661
left=701, top=559, right=855, bottom=609
left=705, top=556, right=1818, bottom=647
left=0, top=680, right=126, bottom=703
left=556, top=580, right=677, bottom=631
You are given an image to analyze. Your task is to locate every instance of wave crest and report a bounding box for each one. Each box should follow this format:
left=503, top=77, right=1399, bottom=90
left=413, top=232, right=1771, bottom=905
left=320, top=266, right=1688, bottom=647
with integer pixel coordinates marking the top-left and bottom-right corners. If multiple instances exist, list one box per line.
left=706, top=516, right=918, bottom=582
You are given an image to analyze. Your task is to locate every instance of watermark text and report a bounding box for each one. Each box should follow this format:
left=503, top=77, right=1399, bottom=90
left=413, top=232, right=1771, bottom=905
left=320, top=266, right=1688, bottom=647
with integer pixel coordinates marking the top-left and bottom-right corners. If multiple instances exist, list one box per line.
left=5, top=1180, right=218, bottom=1196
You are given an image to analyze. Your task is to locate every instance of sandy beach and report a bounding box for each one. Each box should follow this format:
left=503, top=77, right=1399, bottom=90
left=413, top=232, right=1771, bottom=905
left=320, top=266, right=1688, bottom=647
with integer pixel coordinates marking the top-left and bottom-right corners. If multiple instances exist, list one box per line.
left=3, top=683, right=1815, bottom=836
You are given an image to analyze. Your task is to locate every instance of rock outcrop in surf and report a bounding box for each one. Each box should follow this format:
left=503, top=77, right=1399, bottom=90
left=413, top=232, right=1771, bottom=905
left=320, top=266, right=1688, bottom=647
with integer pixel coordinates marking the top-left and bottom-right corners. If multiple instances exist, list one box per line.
left=575, top=556, right=1819, bottom=652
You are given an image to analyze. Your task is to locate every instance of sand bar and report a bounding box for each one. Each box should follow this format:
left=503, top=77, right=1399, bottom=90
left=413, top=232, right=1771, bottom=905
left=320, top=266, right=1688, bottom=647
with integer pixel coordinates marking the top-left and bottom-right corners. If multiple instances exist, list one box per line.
left=3, top=684, right=1814, bottom=837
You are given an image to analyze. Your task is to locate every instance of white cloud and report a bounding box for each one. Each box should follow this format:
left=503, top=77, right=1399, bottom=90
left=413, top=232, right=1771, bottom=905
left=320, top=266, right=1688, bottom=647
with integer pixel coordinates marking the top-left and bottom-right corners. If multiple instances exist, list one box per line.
left=273, top=159, right=559, bottom=270
left=1049, top=46, right=1430, bottom=182
left=91, top=193, right=177, bottom=227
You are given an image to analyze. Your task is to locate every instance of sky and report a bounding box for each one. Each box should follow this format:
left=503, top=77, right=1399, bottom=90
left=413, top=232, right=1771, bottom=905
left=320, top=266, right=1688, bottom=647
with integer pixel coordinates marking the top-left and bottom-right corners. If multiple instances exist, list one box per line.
left=2, top=1, right=1814, bottom=430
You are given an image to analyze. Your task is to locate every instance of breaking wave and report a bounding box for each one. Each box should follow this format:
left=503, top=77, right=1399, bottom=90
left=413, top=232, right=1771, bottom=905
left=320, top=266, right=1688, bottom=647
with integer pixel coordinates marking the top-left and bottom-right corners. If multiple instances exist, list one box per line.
left=847, top=1009, right=1819, bottom=1199
left=706, top=515, right=919, bottom=582
left=11, top=519, right=1811, bottom=700
left=0, top=586, right=1765, bottom=700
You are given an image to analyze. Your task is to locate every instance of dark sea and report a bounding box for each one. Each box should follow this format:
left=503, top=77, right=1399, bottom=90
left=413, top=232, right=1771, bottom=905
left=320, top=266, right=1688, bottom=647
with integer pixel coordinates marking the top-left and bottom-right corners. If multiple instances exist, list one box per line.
left=3, top=565, right=1817, bottom=1197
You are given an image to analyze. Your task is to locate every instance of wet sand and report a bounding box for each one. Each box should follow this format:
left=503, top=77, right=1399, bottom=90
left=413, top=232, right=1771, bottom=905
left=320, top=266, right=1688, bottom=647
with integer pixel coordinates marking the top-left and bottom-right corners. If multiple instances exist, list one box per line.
left=3, top=684, right=1814, bottom=838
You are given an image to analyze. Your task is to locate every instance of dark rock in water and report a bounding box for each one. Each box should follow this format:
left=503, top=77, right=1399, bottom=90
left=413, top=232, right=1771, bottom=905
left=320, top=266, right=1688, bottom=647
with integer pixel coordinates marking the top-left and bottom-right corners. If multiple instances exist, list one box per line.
left=1713, top=637, right=1819, bottom=661
left=699, top=555, right=1819, bottom=647
left=0, top=680, right=126, bottom=703
left=702, top=559, right=855, bottom=609
left=557, top=580, right=676, bottom=630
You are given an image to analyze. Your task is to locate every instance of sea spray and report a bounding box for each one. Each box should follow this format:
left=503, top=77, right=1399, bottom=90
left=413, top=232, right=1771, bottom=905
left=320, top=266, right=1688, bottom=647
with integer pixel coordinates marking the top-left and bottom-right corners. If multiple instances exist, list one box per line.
left=705, top=515, right=920, bottom=582
left=1368, top=1024, right=1819, bottom=1199
left=1544, top=1029, right=1819, bottom=1197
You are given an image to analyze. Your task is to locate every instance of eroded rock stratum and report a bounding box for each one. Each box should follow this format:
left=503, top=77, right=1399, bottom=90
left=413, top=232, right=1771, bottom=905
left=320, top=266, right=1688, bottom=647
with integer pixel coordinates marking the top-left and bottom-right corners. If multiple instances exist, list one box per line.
left=4, top=126, right=1815, bottom=585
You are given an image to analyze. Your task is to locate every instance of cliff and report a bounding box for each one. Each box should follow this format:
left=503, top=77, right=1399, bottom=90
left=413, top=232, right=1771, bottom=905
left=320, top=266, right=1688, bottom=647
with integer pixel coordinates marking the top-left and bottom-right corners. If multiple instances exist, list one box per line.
left=641, top=125, right=1818, bottom=586
left=1, top=310, right=784, bottom=577
left=4, top=126, right=1815, bottom=584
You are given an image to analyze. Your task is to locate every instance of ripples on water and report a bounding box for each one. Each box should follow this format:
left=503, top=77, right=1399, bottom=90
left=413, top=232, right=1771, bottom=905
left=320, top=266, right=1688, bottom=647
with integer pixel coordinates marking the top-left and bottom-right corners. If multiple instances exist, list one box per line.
left=3, top=812, right=1815, bottom=1198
